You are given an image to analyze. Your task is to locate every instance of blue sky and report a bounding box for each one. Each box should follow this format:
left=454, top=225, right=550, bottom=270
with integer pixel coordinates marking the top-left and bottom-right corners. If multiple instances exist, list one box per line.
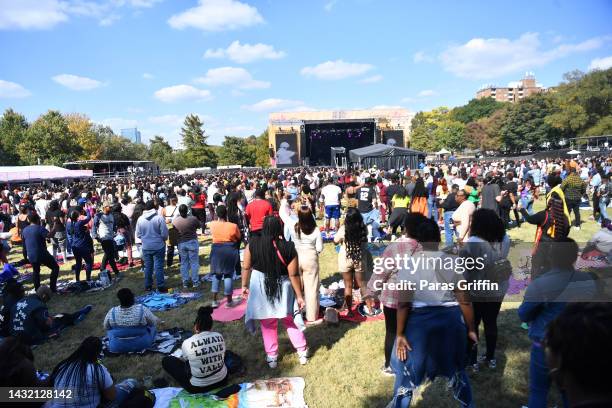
left=0, top=0, right=611, bottom=146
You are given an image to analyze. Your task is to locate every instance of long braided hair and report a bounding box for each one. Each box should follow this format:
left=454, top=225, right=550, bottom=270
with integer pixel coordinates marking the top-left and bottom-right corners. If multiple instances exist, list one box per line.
left=249, top=216, right=289, bottom=303
left=547, top=192, right=569, bottom=240
left=344, top=208, right=367, bottom=262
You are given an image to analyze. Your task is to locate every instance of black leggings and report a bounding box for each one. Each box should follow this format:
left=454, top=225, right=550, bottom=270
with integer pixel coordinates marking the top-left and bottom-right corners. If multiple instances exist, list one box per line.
left=100, top=239, right=119, bottom=275
left=162, top=356, right=228, bottom=394
left=383, top=306, right=397, bottom=368
left=32, top=251, right=59, bottom=292
left=470, top=301, right=502, bottom=363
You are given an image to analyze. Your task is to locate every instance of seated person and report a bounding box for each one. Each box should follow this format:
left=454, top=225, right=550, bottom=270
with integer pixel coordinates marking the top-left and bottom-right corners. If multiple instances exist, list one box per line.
left=47, top=336, right=134, bottom=408
left=162, top=306, right=229, bottom=393
left=1, top=278, right=25, bottom=337
left=582, top=218, right=612, bottom=263
left=0, top=336, right=49, bottom=391
left=10, top=286, right=92, bottom=345
left=103, top=288, right=159, bottom=353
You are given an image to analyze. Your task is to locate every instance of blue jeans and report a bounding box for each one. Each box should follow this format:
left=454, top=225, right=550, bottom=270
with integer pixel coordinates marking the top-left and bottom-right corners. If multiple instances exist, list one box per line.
left=107, top=325, right=157, bottom=353
left=520, top=197, right=534, bottom=219
left=212, top=274, right=233, bottom=296
left=427, top=196, right=437, bottom=221
left=115, top=379, right=139, bottom=405
left=599, top=200, right=610, bottom=222
left=143, top=246, right=166, bottom=290
left=361, top=209, right=381, bottom=239
left=390, top=369, right=473, bottom=408
left=178, top=239, right=200, bottom=285
left=528, top=342, right=568, bottom=408
left=443, top=210, right=456, bottom=247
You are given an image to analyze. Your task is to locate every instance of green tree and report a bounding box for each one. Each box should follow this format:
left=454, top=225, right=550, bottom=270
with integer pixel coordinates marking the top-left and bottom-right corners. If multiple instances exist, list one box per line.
left=254, top=129, right=271, bottom=168
left=218, top=136, right=256, bottom=166
left=0, top=108, right=28, bottom=165
left=501, top=94, right=560, bottom=153
left=18, top=110, right=82, bottom=165
left=65, top=113, right=101, bottom=160
left=409, top=108, right=465, bottom=152
left=149, top=135, right=183, bottom=170
left=180, top=114, right=217, bottom=168
left=451, top=98, right=505, bottom=124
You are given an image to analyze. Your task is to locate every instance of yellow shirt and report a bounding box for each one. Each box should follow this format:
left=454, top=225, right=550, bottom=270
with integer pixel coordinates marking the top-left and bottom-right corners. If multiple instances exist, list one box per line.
left=392, top=195, right=410, bottom=209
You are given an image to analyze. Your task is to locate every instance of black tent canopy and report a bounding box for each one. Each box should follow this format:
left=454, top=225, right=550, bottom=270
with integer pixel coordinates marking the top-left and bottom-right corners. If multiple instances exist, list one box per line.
left=349, top=144, right=426, bottom=169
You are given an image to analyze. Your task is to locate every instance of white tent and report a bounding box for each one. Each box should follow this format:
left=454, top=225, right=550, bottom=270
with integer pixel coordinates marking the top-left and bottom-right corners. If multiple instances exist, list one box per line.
left=0, top=165, right=92, bottom=183
left=436, top=148, right=451, bottom=155
left=567, top=149, right=580, bottom=155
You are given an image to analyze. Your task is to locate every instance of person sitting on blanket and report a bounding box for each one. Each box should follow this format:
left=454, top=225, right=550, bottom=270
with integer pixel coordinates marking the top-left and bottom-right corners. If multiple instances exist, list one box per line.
left=103, top=288, right=160, bottom=353
left=581, top=218, right=612, bottom=264
left=0, top=278, right=25, bottom=337
left=47, top=336, right=137, bottom=408
left=9, top=285, right=92, bottom=345
left=161, top=306, right=229, bottom=393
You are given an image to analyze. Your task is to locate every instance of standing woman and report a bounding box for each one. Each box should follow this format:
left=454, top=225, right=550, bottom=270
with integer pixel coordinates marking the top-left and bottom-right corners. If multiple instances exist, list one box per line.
left=242, top=216, right=308, bottom=368
left=66, top=209, right=94, bottom=282
left=436, top=177, right=449, bottom=223
left=162, top=196, right=179, bottom=267
left=172, top=204, right=202, bottom=290
left=409, top=178, right=429, bottom=218
left=334, top=207, right=369, bottom=317
left=289, top=206, right=323, bottom=325
left=209, top=205, right=241, bottom=308
left=460, top=208, right=511, bottom=371
left=387, top=188, right=410, bottom=236
left=390, top=218, right=477, bottom=407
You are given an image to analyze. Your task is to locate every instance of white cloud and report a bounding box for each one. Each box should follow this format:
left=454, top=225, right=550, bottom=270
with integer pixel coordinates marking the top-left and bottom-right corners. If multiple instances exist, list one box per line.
left=194, top=67, right=269, bottom=89
left=0, top=0, right=164, bottom=30
left=418, top=89, right=437, bottom=97
left=359, top=75, right=383, bottom=84
left=142, top=72, right=155, bottom=80
left=588, top=56, right=612, bottom=71
left=324, top=0, right=338, bottom=11
left=168, top=0, right=263, bottom=32
left=204, top=40, right=286, bottom=63
left=154, top=85, right=212, bottom=103
left=0, top=80, right=31, bottom=98
left=440, top=32, right=609, bottom=79
left=413, top=51, right=434, bottom=63
left=0, top=0, right=68, bottom=30
left=147, top=114, right=185, bottom=127
left=52, top=74, right=103, bottom=90
left=243, top=98, right=304, bottom=112
left=301, top=60, right=374, bottom=80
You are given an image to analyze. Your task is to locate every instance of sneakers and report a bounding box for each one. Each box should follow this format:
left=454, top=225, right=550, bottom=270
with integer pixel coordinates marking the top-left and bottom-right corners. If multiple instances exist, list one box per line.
left=211, top=300, right=220, bottom=308
left=381, top=366, right=395, bottom=377
left=75, top=305, right=93, bottom=324
left=476, top=356, right=497, bottom=369
left=225, top=298, right=243, bottom=308
left=266, top=355, right=278, bottom=369
left=298, top=349, right=309, bottom=365
left=470, top=363, right=479, bottom=373
left=182, top=282, right=190, bottom=289
left=488, top=359, right=497, bottom=369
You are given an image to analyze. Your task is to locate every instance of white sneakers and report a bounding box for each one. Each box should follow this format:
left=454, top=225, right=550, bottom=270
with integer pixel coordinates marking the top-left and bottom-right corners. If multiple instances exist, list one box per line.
left=266, top=355, right=278, bottom=368
left=266, top=349, right=309, bottom=368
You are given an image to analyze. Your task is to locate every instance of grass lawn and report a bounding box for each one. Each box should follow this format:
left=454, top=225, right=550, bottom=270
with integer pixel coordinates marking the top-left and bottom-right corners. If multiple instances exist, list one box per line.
left=18, top=199, right=608, bottom=408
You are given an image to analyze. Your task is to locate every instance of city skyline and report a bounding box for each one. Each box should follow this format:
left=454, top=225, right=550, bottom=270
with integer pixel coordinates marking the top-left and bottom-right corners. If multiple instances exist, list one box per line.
left=0, top=0, right=611, bottom=147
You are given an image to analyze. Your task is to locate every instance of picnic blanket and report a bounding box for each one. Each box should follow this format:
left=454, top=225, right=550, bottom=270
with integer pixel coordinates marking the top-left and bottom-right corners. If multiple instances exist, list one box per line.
left=319, top=281, right=383, bottom=323
left=136, top=292, right=203, bottom=312
left=575, top=250, right=610, bottom=270
left=102, top=328, right=191, bottom=356
left=93, top=259, right=141, bottom=272
left=56, top=279, right=114, bottom=295
left=507, top=275, right=530, bottom=295
left=320, top=230, right=336, bottom=242
left=151, top=377, right=307, bottom=408
left=212, top=289, right=247, bottom=322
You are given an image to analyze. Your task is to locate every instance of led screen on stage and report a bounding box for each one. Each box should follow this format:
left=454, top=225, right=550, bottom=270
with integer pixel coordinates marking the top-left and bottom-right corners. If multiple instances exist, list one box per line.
left=305, top=121, right=375, bottom=166
left=382, top=130, right=405, bottom=147
left=275, top=133, right=299, bottom=167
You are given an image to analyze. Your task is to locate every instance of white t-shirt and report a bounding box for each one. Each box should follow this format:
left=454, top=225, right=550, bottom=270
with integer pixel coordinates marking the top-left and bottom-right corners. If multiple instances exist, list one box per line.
left=321, top=184, right=342, bottom=206
left=47, top=363, right=113, bottom=408
left=182, top=331, right=228, bottom=387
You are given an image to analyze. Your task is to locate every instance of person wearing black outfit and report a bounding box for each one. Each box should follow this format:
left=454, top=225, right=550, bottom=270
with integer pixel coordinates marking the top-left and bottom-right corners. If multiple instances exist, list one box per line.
left=21, top=213, right=59, bottom=292
left=500, top=171, right=521, bottom=228
left=440, top=184, right=460, bottom=249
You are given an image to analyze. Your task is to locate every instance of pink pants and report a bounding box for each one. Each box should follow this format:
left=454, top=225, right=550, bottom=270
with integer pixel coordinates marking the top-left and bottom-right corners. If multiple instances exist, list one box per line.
left=260, top=316, right=307, bottom=357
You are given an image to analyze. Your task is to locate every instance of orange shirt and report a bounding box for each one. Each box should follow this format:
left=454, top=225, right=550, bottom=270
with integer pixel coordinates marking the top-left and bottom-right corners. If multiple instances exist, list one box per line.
left=210, top=221, right=241, bottom=243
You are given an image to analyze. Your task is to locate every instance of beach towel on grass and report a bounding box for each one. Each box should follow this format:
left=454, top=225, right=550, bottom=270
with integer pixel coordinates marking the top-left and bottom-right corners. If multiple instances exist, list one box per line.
left=212, top=289, right=247, bottom=322
left=136, top=292, right=202, bottom=311
left=102, top=328, right=191, bottom=356
left=152, top=377, right=307, bottom=408
left=56, top=278, right=114, bottom=295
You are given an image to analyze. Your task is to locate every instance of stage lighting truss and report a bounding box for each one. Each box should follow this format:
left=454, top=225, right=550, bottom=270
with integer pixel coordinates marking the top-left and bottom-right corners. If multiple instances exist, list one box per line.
left=309, top=126, right=371, bottom=140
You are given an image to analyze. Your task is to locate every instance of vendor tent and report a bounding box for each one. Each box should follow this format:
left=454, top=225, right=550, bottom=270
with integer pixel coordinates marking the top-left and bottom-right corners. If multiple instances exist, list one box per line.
left=349, top=144, right=426, bottom=170
left=0, top=165, right=92, bottom=183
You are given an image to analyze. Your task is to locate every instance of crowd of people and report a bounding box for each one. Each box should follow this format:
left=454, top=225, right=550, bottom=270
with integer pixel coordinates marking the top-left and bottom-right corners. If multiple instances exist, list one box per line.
left=0, top=153, right=610, bottom=408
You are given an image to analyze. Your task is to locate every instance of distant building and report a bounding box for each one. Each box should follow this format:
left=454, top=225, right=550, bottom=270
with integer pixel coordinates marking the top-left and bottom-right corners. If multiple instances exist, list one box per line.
left=120, top=128, right=142, bottom=144
left=476, top=72, right=546, bottom=103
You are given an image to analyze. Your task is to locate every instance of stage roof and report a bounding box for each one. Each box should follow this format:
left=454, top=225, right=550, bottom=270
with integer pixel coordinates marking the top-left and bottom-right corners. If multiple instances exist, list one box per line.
left=0, top=165, right=92, bottom=183
left=349, top=144, right=426, bottom=170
